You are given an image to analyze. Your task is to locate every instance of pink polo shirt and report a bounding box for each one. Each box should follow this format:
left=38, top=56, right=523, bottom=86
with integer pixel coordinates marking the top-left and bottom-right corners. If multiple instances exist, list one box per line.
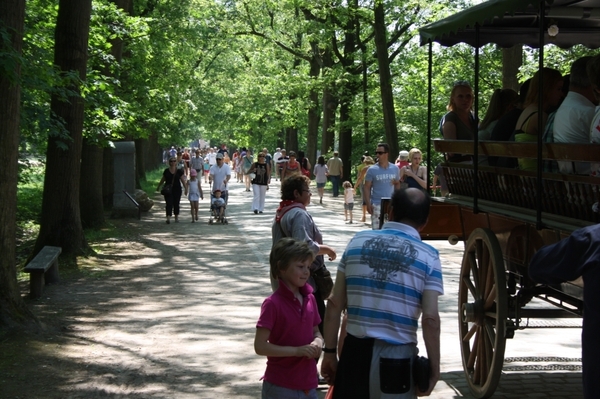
left=256, top=280, right=321, bottom=390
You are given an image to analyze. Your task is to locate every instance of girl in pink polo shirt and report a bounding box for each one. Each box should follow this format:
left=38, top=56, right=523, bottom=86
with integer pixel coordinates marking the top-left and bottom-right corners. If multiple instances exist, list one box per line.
left=255, top=238, right=323, bottom=399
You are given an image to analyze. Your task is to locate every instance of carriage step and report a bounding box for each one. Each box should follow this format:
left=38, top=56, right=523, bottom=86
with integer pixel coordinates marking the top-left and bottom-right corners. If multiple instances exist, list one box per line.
left=503, top=356, right=581, bottom=372
left=512, top=319, right=582, bottom=328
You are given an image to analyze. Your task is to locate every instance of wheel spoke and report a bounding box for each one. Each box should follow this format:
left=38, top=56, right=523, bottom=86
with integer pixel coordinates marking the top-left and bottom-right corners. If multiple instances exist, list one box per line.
left=463, top=322, right=477, bottom=342
left=467, top=251, right=481, bottom=297
left=463, top=276, right=477, bottom=298
left=467, top=328, right=479, bottom=369
left=484, top=285, right=497, bottom=310
left=484, top=321, right=496, bottom=348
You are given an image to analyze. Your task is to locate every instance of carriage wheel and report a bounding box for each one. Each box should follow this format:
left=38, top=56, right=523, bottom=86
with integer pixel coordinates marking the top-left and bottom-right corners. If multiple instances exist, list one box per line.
left=458, top=228, right=507, bottom=399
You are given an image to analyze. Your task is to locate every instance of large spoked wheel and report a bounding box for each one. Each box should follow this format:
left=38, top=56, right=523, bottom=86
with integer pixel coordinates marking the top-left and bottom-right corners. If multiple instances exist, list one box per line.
left=459, top=228, right=507, bottom=399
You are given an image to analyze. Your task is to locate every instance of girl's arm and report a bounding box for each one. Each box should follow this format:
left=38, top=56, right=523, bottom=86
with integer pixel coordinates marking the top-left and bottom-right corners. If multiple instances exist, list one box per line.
left=180, top=173, right=188, bottom=195
left=254, top=327, right=321, bottom=359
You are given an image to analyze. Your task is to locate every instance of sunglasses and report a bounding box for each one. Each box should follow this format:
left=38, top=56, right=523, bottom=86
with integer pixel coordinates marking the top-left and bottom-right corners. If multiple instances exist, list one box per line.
left=169, top=160, right=176, bottom=163
left=375, top=151, right=387, bottom=155
left=454, top=80, right=471, bottom=87
left=258, top=155, right=265, bottom=158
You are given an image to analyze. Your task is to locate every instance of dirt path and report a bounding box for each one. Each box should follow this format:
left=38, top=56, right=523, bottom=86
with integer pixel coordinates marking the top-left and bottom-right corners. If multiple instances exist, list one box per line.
left=2, top=180, right=366, bottom=399
left=1, top=179, right=584, bottom=398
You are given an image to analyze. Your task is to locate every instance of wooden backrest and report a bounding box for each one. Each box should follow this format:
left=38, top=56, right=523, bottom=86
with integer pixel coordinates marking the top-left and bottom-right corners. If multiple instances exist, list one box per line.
left=433, top=140, right=600, bottom=223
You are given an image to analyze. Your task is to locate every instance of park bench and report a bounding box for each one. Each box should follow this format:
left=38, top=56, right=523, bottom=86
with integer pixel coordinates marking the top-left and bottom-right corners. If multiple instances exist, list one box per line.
left=24, top=246, right=61, bottom=299
left=433, top=140, right=600, bottom=224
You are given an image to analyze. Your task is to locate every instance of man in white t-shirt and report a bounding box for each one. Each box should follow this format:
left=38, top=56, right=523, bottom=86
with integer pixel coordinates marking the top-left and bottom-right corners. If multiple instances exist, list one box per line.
left=209, top=153, right=231, bottom=202
left=207, top=148, right=217, bottom=167
left=553, top=56, right=597, bottom=175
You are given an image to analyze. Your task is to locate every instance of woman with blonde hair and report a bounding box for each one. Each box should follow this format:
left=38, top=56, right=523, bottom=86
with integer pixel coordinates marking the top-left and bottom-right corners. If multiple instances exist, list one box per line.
left=440, top=81, right=478, bottom=162
left=400, top=148, right=427, bottom=190
left=354, top=156, right=375, bottom=223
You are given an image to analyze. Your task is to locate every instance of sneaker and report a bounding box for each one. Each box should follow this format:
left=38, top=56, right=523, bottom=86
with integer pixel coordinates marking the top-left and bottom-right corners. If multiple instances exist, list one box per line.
left=319, top=198, right=322, bottom=204
left=254, top=210, right=258, bottom=214
left=259, top=211, right=263, bottom=214
left=166, top=219, right=170, bottom=224
left=347, top=221, right=353, bottom=224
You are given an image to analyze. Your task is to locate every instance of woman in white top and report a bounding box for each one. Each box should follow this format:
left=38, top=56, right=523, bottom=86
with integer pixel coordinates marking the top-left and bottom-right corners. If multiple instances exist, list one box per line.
left=313, top=156, right=328, bottom=204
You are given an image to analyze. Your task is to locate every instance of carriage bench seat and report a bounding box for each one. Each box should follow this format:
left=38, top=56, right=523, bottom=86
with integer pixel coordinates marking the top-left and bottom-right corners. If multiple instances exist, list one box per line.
left=24, top=246, right=61, bottom=299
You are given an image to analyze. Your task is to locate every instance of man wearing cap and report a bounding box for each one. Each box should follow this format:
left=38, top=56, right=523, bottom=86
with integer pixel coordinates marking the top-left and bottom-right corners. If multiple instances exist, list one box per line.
left=364, top=143, right=401, bottom=230
left=209, top=152, right=231, bottom=202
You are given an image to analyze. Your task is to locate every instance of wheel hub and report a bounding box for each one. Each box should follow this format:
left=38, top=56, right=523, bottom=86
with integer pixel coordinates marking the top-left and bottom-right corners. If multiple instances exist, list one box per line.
left=462, top=299, right=485, bottom=325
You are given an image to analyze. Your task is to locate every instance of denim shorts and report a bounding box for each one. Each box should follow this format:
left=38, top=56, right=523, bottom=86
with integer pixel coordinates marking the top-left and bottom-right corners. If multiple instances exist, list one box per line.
left=316, top=182, right=326, bottom=188
left=262, top=381, right=318, bottom=399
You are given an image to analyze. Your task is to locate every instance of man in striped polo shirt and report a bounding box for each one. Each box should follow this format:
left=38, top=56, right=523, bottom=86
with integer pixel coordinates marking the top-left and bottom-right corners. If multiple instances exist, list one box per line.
left=321, top=188, right=443, bottom=398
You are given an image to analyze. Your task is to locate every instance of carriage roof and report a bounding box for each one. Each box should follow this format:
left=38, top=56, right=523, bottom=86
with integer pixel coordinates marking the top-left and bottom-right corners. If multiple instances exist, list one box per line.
left=419, top=0, right=600, bottom=49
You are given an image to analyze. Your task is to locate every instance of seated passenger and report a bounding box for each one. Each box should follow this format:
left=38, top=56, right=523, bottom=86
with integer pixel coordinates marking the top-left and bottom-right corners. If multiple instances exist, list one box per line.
left=440, top=81, right=477, bottom=162
left=587, top=54, right=600, bottom=177
left=489, top=79, right=531, bottom=167
left=513, top=68, right=564, bottom=172
left=478, top=88, right=518, bottom=165
left=553, top=56, right=597, bottom=175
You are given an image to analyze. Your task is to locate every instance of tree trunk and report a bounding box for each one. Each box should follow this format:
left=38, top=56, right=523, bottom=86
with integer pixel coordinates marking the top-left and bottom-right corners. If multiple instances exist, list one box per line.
left=338, top=102, right=353, bottom=182
left=306, top=46, right=321, bottom=168
left=0, top=0, right=38, bottom=328
left=286, top=127, right=298, bottom=153
left=374, top=1, right=399, bottom=157
left=321, top=48, right=336, bottom=154
left=34, top=0, right=93, bottom=256
left=502, top=45, right=522, bottom=92
left=80, top=140, right=104, bottom=228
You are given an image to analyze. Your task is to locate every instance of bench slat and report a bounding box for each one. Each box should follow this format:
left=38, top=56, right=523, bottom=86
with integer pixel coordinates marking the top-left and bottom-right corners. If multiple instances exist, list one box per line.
left=24, top=246, right=62, bottom=272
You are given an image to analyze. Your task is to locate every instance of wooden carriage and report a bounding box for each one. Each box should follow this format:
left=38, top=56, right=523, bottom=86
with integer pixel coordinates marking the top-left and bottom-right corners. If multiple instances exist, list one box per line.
left=414, top=1, right=600, bottom=397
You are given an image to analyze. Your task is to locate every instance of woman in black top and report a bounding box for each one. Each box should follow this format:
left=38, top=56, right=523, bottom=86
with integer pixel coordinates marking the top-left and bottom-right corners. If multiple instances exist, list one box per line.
left=248, top=152, right=271, bottom=213
left=156, top=157, right=188, bottom=224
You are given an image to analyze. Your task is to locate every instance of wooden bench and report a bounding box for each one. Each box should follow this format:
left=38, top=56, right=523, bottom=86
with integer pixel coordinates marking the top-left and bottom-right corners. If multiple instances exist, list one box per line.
left=433, top=140, right=600, bottom=223
left=24, top=246, right=61, bottom=299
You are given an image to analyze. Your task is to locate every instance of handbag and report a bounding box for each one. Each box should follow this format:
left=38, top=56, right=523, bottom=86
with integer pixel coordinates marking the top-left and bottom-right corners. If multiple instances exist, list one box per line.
left=413, top=356, right=430, bottom=392
left=160, top=183, right=172, bottom=196
left=301, top=167, right=311, bottom=177
left=312, top=266, right=334, bottom=299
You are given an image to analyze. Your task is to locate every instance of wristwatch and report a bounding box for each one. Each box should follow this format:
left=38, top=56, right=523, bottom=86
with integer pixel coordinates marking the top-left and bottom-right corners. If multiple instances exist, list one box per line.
left=322, top=347, right=337, bottom=354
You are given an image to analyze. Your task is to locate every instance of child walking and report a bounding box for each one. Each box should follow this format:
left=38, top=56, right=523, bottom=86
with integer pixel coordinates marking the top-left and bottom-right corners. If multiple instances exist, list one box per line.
left=254, top=238, right=323, bottom=399
left=186, top=169, right=203, bottom=222
left=343, top=181, right=354, bottom=224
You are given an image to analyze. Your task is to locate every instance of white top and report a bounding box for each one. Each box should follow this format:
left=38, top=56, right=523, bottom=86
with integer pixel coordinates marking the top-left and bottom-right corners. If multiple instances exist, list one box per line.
left=553, top=91, right=596, bottom=174
left=344, top=187, right=354, bottom=204
left=209, top=163, right=231, bottom=192
left=313, top=164, right=328, bottom=184
left=207, top=152, right=217, bottom=166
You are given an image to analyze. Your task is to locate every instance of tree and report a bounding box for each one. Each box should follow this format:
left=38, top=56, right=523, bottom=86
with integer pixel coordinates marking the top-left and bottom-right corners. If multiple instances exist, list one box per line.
left=0, top=0, right=38, bottom=328
left=33, top=0, right=93, bottom=256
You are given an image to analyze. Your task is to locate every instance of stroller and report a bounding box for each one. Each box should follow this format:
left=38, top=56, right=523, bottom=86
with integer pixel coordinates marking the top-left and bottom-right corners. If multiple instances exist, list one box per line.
left=209, top=188, right=228, bottom=224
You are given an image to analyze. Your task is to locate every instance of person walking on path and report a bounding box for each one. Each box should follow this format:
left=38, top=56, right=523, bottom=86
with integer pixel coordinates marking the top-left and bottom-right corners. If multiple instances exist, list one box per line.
left=254, top=238, right=324, bottom=399
left=157, top=157, right=188, bottom=224
left=343, top=181, right=354, bottom=224
left=363, top=143, right=401, bottom=229
left=321, top=188, right=443, bottom=398
left=243, top=150, right=254, bottom=192
left=354, top=156, right=374, bottom=223
left=529, top=225, right=600, bottom=399
left=247, top=152, right=271, bottom=214
left=271, top=174, right=337, bottom=332
left=209, top=153, right=231, bottom=201
left=313, top=156, right=329, bottom=204
left=327, top=151, right=343, bottom=197
left=186, top=169, right=203, bottom=222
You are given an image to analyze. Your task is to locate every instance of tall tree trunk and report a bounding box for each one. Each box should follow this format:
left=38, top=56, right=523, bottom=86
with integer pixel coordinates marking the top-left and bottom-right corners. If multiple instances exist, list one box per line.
left=80, top=140, right=104, bottom=227
left=34, top=0, right=93, bottom=256
left=374, top=1, right=399, bottom=157
left=321, top=48, right=336, bottom=154
left=502, top=45, right=522, bottom=92
left=0, top=0, right=37, bottom=328
left=338, top=102, right=353, bottom=182
left=286, top=127, right=298, bottom=153
left=306, top=45, right=321, bottom=168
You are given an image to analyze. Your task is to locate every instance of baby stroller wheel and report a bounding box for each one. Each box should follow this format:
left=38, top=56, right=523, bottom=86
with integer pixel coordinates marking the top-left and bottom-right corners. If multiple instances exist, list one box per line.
left=209, top=219, right=213, bottom=225
left=222, top=218, right=228, bottom=225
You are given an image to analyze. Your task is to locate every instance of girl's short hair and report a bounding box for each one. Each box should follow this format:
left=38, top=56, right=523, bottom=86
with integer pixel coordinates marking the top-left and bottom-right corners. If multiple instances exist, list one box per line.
left=270, top=238, right=314, bottom=280
left=343, top=181, right=352, bottom=188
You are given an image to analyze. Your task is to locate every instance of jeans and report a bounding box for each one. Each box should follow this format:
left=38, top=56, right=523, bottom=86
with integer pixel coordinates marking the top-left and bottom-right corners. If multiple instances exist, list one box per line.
left=262, top=381, right=318, bottom=399
left=330, top=175, right=341, bottom=197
